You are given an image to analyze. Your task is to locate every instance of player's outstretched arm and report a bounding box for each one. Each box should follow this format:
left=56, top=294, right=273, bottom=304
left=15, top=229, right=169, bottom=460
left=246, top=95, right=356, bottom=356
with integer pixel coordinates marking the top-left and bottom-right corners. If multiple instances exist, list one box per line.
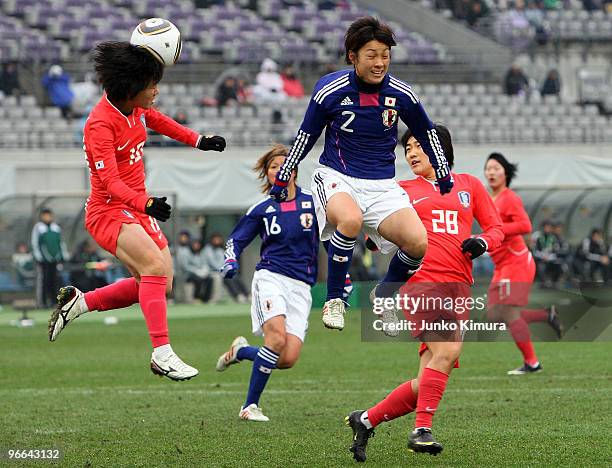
left=144, top=107, right=226, bottom=152
left=399, top=92, right=453, bottom=194
left=269, top=82, right=327, bottom=202
left=222, top=210, right=261, bottom=278
left=466, top=176, right=504, bottom=256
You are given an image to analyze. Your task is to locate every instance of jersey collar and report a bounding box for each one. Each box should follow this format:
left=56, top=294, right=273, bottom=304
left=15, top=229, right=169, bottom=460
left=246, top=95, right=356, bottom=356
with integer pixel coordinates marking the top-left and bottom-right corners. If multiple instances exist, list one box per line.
left=349, top=69, right=389, bottom=94
left=103, top=93, right=137, bottom=128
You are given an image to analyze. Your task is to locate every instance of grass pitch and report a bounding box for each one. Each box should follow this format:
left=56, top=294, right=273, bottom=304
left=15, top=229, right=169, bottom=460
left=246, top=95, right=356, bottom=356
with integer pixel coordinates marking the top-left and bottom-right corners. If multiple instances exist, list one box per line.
left=1, top=300, right=611, bottom=467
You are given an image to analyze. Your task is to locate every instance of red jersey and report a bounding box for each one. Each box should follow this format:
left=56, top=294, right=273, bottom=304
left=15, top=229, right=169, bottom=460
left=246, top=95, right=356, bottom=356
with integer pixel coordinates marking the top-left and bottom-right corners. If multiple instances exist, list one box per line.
left=84, top=94, right=201, bottom=213
left=489, top=188, right=531, bottom=265
left=399, top=173, right=504, bottom=284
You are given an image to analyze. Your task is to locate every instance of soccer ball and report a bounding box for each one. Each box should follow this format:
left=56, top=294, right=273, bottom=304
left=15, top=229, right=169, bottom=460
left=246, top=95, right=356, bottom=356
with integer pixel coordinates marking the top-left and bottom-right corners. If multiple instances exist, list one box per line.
left=130, top=18, right=182, bottom=66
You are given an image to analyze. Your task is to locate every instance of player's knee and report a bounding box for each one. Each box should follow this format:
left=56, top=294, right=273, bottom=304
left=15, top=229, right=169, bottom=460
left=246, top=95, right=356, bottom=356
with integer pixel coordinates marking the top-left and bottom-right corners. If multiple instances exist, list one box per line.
left=277, top=356, right=298, bottom=369
left=265, top=330, right=287, bottom=354
left=138, top=254, right=166, bottom=277
left=338, top=214, right=363, bottom=238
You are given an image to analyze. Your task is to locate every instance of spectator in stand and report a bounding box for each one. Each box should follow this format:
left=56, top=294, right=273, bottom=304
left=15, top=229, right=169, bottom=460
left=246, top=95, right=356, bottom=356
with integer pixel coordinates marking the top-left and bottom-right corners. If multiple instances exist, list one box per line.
left=41, top=64, right=75, bottom=119
left=580, top=228, right=609, bottom=282
left=533, top=220, right=562, bottom=288
left=504, top=64, right=530, bottom=96
left=543, top=0, right=560, bottom=9
left=70, top=239, right=109, bottom=292
left=466, top=0, right=489, bottom=28
left=31, top=208, right=68, bottom=308
left=541, top=69, right=561, bottom=98
left=71, top=72, right=100, bottom=117
left=173, top=109, right=189, bottom=125
left=0, top=61, right=21, bottom=98
left=12, top=242, right=35, bottom=289
left=582, top=0, right=603, bottom=12
left=204, top=233, right=249, bottom=303
left=253, top=58, right=287, bottom=124
left=175, top=231, right=212, bottom=303
left=553, top=221, right=571, bottom=284
left=281, top=65, right=305, bottom=99
left=216, top=76, right=239, bottom=111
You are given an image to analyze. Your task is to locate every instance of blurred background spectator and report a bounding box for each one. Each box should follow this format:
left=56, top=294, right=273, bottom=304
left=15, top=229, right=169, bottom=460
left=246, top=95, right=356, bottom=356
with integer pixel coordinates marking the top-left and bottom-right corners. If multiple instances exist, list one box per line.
left=41, top=65, right=74, bottom=119
left=281, top=65, right=305, bottom=99
left=203, top=233, right=249, bottom=303
left=11, top=242, right=34, bottom=290
left=504, top=64, right=530, bottom=96
left=0, top=61, right=21, bottom=98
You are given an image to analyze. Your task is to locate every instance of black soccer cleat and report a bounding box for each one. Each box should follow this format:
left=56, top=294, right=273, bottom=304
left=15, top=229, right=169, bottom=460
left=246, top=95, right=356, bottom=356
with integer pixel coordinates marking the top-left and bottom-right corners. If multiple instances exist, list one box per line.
left=507, top=362, right=543, bottom=375
left=547, top=305, right=564, bottom=339
left=408, top=427, right=443, bottom=455
left=345, top=410, right=374, bottom=462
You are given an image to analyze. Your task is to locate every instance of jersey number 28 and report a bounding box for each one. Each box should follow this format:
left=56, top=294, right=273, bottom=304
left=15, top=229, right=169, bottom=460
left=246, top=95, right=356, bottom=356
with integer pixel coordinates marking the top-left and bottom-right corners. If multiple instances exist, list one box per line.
left=431, top=210, right=458, bottom=234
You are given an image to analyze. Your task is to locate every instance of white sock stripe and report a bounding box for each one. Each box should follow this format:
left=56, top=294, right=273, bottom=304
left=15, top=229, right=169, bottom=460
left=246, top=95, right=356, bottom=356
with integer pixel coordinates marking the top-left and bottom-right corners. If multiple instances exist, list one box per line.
left=331, top=232, right=356, bottom=244
left=397, top=250, right=422, bottom=266
left=389, top=77, right=419, bottom=103
left=331, top=234, right=356, bottom=250
left=313, top=74, right=349, bottom=102
left=260, top=346, right=280, bottom=359
left=258, top=349, right=279, bottom=363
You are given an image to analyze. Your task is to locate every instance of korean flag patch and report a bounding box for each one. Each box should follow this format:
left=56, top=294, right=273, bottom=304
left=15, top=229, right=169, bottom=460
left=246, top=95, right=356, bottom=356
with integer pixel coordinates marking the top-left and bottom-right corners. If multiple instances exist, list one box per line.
left=458, top=191, right=471, bottom=208
left=95, top=160, right=105, bottom=169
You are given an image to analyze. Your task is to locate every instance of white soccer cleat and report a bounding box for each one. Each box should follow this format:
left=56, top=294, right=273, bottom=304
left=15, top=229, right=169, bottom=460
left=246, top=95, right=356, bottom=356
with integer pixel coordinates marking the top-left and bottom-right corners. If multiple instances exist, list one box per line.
left=150, top=352, right=199, bottom=381
left=239, top=403, right=269, bottom=422
left=322, top=298, right=346, bottom=330
left=216, top=336, right=249, bottom=372
left=369, top=286, right=400, bottom=337
left=48, top=286, right=88, bottom=342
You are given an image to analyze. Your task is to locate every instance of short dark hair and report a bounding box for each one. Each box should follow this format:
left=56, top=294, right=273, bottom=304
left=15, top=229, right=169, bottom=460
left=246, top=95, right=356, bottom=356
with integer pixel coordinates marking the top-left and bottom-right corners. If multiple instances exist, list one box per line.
left=401, top=124, right=454, bottom=168
left=93, top=41, right=164, bottom=102
left=487, top=152, right=518, bottom=187
left=344, top=17, right=396, bottom=64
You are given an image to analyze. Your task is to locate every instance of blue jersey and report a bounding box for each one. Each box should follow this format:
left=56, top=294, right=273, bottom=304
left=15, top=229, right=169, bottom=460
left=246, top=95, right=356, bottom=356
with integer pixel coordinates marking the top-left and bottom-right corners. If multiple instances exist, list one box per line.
left=279, top=69, right=449, bottom=181
left=224, top=188, right=319, bottom=285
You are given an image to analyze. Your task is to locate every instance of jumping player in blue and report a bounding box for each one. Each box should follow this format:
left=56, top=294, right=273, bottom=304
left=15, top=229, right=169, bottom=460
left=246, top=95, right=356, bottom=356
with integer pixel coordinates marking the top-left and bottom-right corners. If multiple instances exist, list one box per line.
left=216, top=144, right=319, bottom=422
left=269, top=17, right=453, bottom=330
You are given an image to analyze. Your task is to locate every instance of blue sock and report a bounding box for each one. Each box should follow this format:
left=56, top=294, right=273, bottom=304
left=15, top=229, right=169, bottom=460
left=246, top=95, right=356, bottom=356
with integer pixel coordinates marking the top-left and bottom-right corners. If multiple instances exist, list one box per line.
left=326, top=230, right=356, bottom=301
left=376, top=250, right=423, bottom=298
left=244, top=346, right=279, bottom=407
left=236, top=346, right=259, bottom=361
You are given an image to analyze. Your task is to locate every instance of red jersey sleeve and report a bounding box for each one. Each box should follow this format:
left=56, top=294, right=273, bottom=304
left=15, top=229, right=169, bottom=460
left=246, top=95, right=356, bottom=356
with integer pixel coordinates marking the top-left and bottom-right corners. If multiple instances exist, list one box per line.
left=470, top=176, right=504, bottom=251
left=502, top=190, right=532, bottom=236
left=144, top=107, right=201, bottom=147
left=87, top=120, right=149, bottom=212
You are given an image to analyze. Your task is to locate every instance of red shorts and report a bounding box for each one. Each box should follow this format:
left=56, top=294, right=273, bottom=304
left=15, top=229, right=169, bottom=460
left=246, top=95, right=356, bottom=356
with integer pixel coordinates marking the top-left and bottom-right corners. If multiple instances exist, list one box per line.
left=418, top=343, right=460, bottom=368
left=488, top=252, right=536, bottom=306
left=85, top=204, right=168, bottom=256
left=398, top=280, right=472, bottom=338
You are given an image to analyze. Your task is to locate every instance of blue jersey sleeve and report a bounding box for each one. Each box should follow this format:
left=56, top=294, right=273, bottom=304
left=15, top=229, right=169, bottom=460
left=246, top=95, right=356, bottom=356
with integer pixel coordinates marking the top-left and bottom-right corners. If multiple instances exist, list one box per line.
left=277, top=80, right=328, bottom=181
left=224, top=210, right=261, bottom=262
left=398, top=93, right=450, bottom=180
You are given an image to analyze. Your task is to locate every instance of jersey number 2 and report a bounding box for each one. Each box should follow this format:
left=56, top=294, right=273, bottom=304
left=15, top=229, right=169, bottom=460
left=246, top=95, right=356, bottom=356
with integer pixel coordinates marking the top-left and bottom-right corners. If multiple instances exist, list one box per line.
left=431, top=210, right=458, bottom=234
left=340, top=111, right=355, bottom=133
left=263, top=216, right=281, bottom=235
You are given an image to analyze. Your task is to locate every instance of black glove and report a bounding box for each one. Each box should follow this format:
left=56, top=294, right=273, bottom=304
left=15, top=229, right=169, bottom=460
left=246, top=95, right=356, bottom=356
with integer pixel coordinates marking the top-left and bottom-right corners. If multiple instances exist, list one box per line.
left=365, top=236, right=379, bottom=252
left=145, top=196, right=171, bottom=222
left=198, top=135, right=226, bottom=152
left=461, top=237, right=487, bottom=260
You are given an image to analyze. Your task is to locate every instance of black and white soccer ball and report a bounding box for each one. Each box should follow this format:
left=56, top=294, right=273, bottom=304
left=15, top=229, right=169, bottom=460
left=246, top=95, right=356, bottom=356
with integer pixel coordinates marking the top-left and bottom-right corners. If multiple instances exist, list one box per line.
left=130, top=18, right=182, bottom=66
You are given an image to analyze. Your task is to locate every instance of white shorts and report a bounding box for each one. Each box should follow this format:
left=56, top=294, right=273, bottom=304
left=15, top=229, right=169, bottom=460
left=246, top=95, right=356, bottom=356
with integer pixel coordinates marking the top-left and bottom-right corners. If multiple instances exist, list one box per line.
left=250, top=269, right=312, bottom=342
left=311, top=166, right=412, bottom=254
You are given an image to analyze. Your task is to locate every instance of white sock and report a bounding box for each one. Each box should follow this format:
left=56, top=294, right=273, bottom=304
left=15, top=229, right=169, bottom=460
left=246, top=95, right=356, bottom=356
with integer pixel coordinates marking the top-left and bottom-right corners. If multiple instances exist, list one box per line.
left=360, top=411, right=373, bottom=429
left=153, top=344, right=174, bottom=360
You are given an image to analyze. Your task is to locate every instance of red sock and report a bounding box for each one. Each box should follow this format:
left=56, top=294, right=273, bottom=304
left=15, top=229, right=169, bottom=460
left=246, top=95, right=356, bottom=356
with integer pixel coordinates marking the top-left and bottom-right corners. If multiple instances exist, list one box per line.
left=139, top=275, right=169, bottom=347
left=84, top=278, right=140, bottom=312
left=508, top=319, right=538, bottom=366
left=521, top=308, right=548, bottom=323
left=415, top=368, right=449, bottom=429
left=367, top=379, right=417, bottom=427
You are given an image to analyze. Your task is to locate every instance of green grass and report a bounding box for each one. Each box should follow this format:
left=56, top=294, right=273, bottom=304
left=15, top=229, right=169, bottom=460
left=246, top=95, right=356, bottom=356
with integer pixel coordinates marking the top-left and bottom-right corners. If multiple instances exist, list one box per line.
left=1, top=301, right=611, bottom=467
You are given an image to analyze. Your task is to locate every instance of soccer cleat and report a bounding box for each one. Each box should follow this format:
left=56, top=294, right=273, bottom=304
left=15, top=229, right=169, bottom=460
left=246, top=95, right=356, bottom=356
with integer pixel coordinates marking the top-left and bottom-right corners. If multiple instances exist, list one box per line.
left=408, top=427, right=443, bottom=455
left=507, top=362, right=543, bottom=375
left=48, top=286, right=88, bottom=342
left=322, top=298, right=346, bottom=330
left=547, top=305, right=563, bottom=339
left=369, top=286, right=400, bottom=337
left=345, top=410, right=374, bottom=462
left=216, top=336, right=249, bottom=371
left=239, top=403, right=269, bottom=422
left=150, top=352, right=199, bottom=381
